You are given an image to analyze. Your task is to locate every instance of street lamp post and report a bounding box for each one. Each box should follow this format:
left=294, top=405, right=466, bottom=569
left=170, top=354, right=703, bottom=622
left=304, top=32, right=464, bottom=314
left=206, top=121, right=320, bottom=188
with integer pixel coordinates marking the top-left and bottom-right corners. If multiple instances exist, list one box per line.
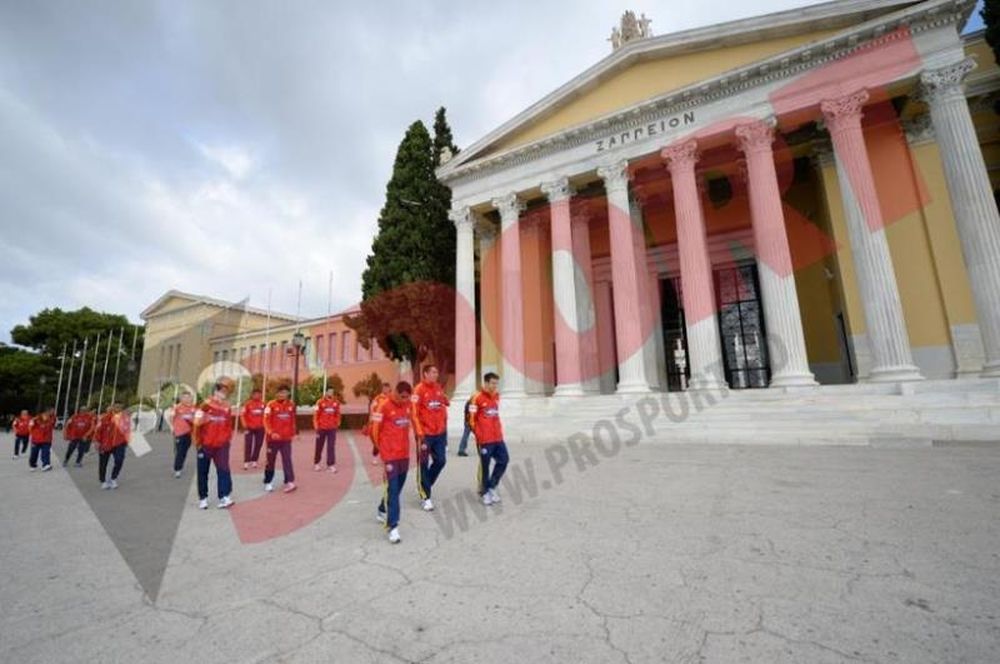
left=36, top=375, right=48, bottom=412
left=291, top=331, right=305, bottom=405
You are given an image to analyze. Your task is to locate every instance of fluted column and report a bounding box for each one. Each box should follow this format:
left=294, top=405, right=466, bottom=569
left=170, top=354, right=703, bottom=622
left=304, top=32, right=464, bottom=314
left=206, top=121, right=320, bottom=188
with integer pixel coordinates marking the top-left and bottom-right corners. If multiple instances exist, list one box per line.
left=821, top=90, right=923, bottom=382
left=542, top=177, right=585, bottom=396
left=921, top=58, right=1000, bottom=378
left=493, top=192, right=528, bottom=397
left=661, top=140, right=726, bottom=390
left=597, top=160, right=653, bottom=393
left=736, top=120, right=818, bottom=387
left=570, top=208, right=601, bottom=394
left=629, top=191, right=663, bottom=390
left=450, top=205, right=478, bottom=399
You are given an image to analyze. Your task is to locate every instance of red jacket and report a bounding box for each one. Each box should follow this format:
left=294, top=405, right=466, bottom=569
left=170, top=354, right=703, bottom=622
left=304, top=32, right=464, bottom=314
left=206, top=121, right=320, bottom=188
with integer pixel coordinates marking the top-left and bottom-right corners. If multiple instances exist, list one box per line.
left=313, top=397, right=342, bottom=430
left=96, top=412, right=130, bottom=452
left=372, top=397, right=413, bottom=462
left=29, top=416, right=55, bottom=445
left=241, top=398, right=266, bottom=430
left=195, top=397, right=233, bottom=448
left=411, top=380, right=450, bottom=437
left=469, top=390, right=503, bottom=445
left=64, top=412, right=96, bottom=441
left=13, top=415, right=30, bottom=436
left=265, top=399, right=296, bottom=441
left=172, top=403, right=196, bottom=436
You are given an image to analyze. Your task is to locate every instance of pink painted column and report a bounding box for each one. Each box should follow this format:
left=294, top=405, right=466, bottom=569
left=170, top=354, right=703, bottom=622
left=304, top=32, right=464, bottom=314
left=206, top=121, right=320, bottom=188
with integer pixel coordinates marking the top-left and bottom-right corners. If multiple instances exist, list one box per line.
left=594, top=280, right=617, bottom=394
left=597, top=160, right=653, bottom=393
left=449, top=205, right=477, bottom=399
left=821, top=90, right=922, bottom=382
left=493, top=192, right=528, bottom=397
left=735, top=120, right=817, bottom=387
left=542, top=178, right=585, bottom=396
left=571, top=208, right=601, bottom=393
left=662, top=140, right=725, bottom=390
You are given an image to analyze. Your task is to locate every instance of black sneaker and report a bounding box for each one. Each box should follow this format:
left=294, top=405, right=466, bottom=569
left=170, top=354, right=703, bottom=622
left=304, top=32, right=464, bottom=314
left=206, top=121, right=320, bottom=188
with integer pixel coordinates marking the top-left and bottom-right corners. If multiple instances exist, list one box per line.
left=457, top=451, right=469, bottom=457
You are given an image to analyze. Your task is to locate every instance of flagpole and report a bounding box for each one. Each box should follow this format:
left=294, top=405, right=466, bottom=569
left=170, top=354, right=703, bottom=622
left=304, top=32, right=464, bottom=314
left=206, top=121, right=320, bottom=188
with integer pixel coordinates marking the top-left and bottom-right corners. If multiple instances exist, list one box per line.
left=75, top=337, right=89, bottom=412
left=87, top=332, right=102, bottom=408
left=52, top=343, right=67, bottom=414
left=110, top=328, right=125, bottom=405
left=323, top=270, right=332, bottom=392
left=128, top=325, right=140, bottom=426
left=97, top=330, right=114, bottom=413
left=262, top=289, right=272, bottom=399
left=62, top=339, right=78, bottom=422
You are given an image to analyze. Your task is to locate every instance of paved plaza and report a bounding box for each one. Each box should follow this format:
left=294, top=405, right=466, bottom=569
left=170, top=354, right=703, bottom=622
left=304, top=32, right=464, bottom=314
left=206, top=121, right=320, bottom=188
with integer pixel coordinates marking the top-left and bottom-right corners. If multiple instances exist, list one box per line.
left=2, top=431, right=999, bottom=663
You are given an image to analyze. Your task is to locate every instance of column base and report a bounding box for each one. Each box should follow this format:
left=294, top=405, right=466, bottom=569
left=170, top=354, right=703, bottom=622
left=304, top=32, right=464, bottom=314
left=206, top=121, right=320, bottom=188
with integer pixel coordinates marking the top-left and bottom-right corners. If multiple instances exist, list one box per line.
left=615, top=381, right=653, bottom=395
left=553, top=384, right=587, bottom=398
left=868, top=365, right=924, bottom=383
left=502, top=390, right=529, bottom=399
left=980, top=361, right=1000, bottom=379
left=769, top=371, right=819, bottom=388
left=688, top=372, right=726, bottom=391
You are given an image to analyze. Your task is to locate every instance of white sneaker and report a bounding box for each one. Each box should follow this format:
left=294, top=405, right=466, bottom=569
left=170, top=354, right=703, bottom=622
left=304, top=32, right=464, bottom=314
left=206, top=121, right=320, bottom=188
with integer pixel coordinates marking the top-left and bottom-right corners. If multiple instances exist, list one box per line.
left=109, top=479, right=118, bottom=489
left=264, top=482, right=274, bottom=493
left=372, top=458, right=380, bottom=466
left=482, top=492, right=494, bottom=506
left=421, top=498, right=434, bottom=511
left=173, top=470, right=181, bottom=478
left=376, top=510, right=387, bottom=524
left=198, top=498, right=209, bottom=510
left=42, top=465, right=52, bottom=472
left=243, top=462, right=250, bottom=470
left=101, top=480, right=111, bottom=489
left=313, top=463, right=322, bottom=471
left=328, top=465, right=337, bottom=474
left=488, top=488, right=500, bottom=503
left=217, top=496, right=235, bottom=509
left=29, top=467, right=37, bottom=472
left=388, top=527, right=401, bottom=544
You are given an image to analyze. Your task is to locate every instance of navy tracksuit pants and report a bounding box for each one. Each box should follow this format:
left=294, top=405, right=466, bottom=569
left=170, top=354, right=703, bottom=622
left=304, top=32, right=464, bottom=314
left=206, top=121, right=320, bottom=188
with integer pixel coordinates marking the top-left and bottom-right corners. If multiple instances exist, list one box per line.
left=378, top=459, right=409, bottom=529
left=478, top=442, right=509, bottom=495
left=417, top=433, right=447, bottom=500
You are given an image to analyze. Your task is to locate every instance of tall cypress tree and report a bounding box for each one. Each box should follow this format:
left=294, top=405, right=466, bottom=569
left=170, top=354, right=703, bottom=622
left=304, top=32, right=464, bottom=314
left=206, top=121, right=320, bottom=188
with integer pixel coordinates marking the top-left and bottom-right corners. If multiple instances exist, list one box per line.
left=432, top=106, right=460, bottom=167
left=352, top=114, right=460, bottom=373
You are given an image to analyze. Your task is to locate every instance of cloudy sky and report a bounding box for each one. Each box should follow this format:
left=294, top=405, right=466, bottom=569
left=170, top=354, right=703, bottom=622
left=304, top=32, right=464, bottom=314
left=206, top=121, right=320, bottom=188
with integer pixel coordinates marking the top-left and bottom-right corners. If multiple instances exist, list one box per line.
left=0, top=1, right=985, bottom=342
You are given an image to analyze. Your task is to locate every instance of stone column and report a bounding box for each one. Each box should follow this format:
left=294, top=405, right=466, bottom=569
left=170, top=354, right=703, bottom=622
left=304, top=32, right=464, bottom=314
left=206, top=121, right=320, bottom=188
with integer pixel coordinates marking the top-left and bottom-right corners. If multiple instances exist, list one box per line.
left=735, top=120, right=818, bottom=387
left=597, top=160, right=654, bottom=393
left=821, top=90, right=923, bottom=382
left=921, top=58, right=1000, bottom=378
left=629, top=191, right=663, bottom=390
left=450, top=205, right=477, bottom=400
left=542, top=177, right=585, bottom=396
left=662, top=140, right=726, bottom=390
left=570, top=207, right=601, bottom=394
left=493, top=192, right=528, bottom=397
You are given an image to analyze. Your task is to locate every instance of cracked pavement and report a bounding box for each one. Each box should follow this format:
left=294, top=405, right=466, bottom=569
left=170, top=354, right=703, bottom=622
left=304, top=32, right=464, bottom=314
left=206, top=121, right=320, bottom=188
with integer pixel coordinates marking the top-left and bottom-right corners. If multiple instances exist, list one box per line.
left=1, top=432, right=999, bottom=663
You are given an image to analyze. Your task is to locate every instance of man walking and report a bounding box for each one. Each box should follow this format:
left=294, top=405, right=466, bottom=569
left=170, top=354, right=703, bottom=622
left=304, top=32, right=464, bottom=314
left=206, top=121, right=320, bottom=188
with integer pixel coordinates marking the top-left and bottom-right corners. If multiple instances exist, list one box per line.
left=412, top=365, right=449, bottom=511
left=372, top=381, right=416, bottom=544
left=28, top=408, right=56, bottom=472
left=364, top=382, right=391, bottom=466
left=12, top=410, right=30, bottom=459
left=63, top=406, right=96, bottom=467
left=193, top=378, right=236, bottom=509
left=263, top=386, right=297, bottom=493
left=171, top=393, right=196, bottom=478
left=312, top=387, right=341, bottom=473
left=96, top=403, right=130, bottom=489
left=240, top=389, right=266, bottom=470
left=468, top=372, right=508, bottom=506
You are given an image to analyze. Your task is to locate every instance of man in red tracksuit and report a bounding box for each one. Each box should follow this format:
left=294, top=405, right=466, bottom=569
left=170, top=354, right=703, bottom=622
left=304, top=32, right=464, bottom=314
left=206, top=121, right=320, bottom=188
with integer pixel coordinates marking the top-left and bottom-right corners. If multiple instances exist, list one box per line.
left=312, top=388, right=341, bottom=472
left=468, top=372, right=508, bottom=506
left=193, top=378, right=235, bottom=510
left=63, top=407, right=96, bottom=467
left=412, top=364, right=450, bottom=511
left=96, top=403, right=130, bottom=489
left=263, top=386, right=297, bottom=493
left=28, top=408, right=56, bottom=472
left=372, top=381, right=416, bottom=544
left=13, top=410, right=30, bottom=459
left=363, top=383, right=391, bottom=465
left=240, top=389, right=266, bottom=470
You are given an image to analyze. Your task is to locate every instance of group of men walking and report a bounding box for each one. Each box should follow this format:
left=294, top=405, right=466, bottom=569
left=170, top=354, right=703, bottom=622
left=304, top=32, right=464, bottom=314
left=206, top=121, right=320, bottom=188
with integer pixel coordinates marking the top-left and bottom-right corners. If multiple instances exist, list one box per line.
left=12, top=403, right=131, bottom=488
left=11, top=366, right=509, bottom=544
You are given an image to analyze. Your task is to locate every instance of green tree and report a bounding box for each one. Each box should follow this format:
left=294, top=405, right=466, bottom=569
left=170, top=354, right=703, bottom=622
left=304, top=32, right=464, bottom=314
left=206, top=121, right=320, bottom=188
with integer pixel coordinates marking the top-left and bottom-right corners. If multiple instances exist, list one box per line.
left=349, top=111, right=458, bottom=375
left=296, top=374, right=345, bottom=406
left=0, top=344, right=53, bottom=414
left=432, top=106, right=460, bottom=167
left=352, top=371, right=384, bottom=408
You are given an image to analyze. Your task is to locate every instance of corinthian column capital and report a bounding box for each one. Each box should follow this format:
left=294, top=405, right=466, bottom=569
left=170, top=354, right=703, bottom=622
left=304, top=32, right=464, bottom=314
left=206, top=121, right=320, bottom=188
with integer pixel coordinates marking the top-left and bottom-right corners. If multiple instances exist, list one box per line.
left=735, top=120, right=776, bottom=155
left=492, top=192, right=525, bottom=229
left=597, top=160, right=631, bottom=194
left=541, top=177, right=574, bottom=202
left=448, top=205, right=473, bottom=231
left=820, top=89, right=870, bottom=135
left=920, top=57, right=977, bottom=103
left=661, top=140, right=700, bottom=174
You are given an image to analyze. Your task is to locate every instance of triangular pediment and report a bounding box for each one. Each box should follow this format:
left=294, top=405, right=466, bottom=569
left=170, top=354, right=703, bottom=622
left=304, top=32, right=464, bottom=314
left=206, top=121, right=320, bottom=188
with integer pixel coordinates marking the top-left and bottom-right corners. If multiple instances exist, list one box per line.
left=440, top=0, right=929, bottom=175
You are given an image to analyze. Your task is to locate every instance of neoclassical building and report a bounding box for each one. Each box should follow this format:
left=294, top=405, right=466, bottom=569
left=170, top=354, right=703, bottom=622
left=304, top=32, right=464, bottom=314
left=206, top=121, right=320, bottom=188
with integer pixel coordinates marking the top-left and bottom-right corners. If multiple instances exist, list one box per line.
left=439, top=0, right=1000, bottom=405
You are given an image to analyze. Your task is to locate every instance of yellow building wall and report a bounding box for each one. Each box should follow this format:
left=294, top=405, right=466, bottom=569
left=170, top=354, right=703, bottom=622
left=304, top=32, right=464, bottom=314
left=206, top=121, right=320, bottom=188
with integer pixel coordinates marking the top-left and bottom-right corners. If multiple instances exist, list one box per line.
left=493, top=29, right=839, bottom=153
left=479, top=232, right=502, bottom=382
